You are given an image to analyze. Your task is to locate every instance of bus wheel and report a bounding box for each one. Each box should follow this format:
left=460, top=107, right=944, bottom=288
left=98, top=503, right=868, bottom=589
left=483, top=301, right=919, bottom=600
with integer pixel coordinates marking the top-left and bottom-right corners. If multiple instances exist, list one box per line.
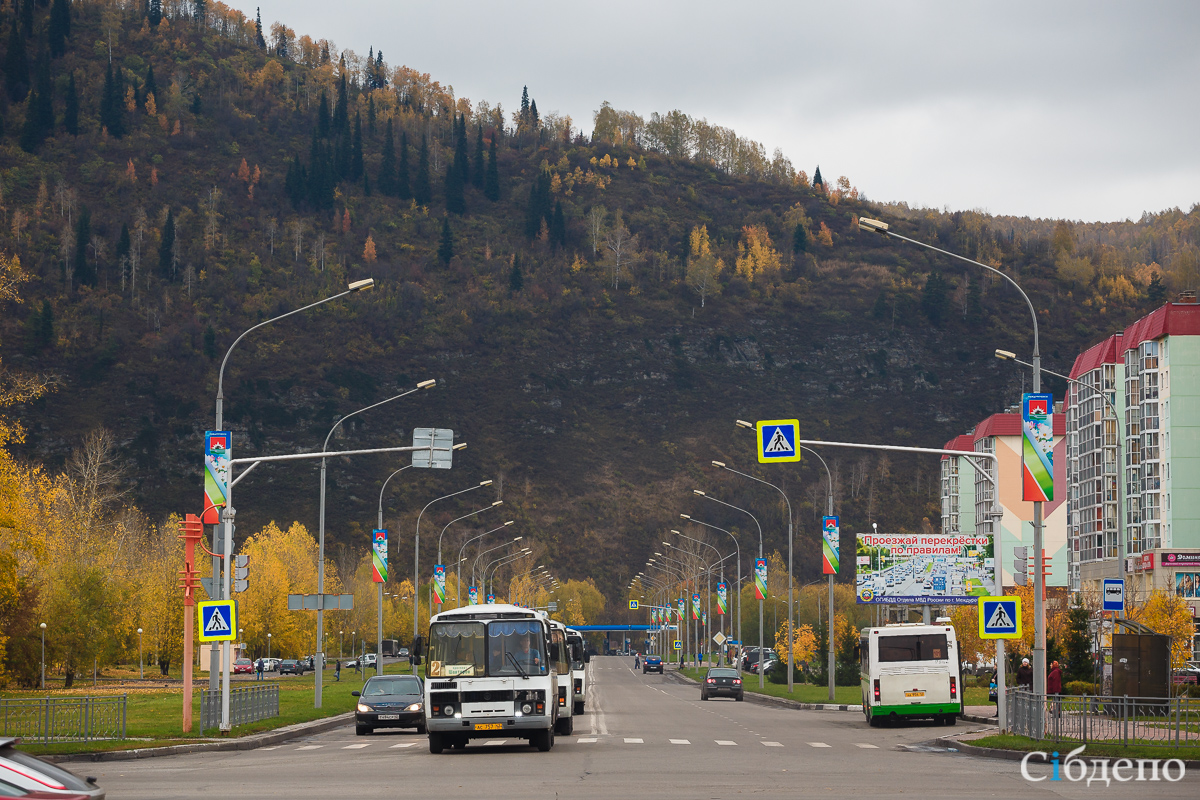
left=573, top=700, right=585, bottom=715
left=428, top=733, right=445, bottom=754
left=556, top=715, right=574, bottom=736
left=943, top=714, right=958, bottom=726
left=533, top=728, right=553, bottom=752
left=867, top=711, right=880, bottom=728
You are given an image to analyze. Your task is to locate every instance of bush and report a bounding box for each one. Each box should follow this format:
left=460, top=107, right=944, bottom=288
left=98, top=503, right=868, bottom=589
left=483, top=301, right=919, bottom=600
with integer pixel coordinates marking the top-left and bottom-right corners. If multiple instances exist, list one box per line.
left=963, top=675, right=980, bottom=688
left=1064, top=680, right=1096, bottom=696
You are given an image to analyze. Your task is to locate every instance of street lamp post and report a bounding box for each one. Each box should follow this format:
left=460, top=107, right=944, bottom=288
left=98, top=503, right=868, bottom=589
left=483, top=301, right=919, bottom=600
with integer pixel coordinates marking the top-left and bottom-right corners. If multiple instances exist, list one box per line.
left=39, top=623, right=46, bottom=690
left=437, top=501, right=504, bottom=606
left=485, top=549, right=532, bottom=599
left=414, top=481, right=493, bottom=639
left=669, top=530, right=723, bottom=664
left=861, top=216, right=1046, bottom=696
left=472, top=536, right=524, bottom=587
left=457, top=523, right=517, bottom=605
left=137, top=628, right=143, bottom=680
left=267, top=633, right=272, bottom=660
left=694, top=488, right=765, bottom=688
left=681, top=509, right=743, bottom=669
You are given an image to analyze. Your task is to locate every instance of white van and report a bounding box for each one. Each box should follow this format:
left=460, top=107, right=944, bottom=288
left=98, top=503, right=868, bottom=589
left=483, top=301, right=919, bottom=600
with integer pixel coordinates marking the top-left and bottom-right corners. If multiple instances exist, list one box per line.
left=859, top=623, right=962, bottom=727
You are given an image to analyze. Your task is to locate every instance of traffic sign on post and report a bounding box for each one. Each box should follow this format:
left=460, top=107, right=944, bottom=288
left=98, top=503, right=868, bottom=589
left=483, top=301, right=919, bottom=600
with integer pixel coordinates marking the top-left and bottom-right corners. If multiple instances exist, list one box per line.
left=673, top=640, right=682, bottom=650
left=629, top=600, right=638, bottom=610
left=1102, top=579, right=1124, bottom=612
left=978, top=596, right=1021, bottom=639
left=755, top=419, right=801, bottom=464
left=198, top=600, right=237, bottom=642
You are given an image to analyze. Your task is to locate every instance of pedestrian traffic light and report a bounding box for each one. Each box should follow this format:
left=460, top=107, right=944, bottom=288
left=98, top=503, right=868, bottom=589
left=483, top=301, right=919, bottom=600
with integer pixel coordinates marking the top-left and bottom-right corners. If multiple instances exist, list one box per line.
left=234, top=554, right=249, bottom=593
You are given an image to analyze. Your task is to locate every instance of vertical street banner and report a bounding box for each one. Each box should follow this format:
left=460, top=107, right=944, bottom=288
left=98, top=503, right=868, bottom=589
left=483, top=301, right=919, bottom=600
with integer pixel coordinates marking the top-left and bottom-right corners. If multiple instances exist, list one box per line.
left=822, top=516, right=840, bottom=575
left=716, top=582, right=728, bottom=614
left=371, top=529, right=388, bottom=583
left=203, top=431, right=231, bottom=524
left=433, top=564, right=446, bottom=605
left=754, top=558, right=768, bottom=600
left=677, top=598, right=685, bottom=620
left=486, top=593, right=495, bottom=604
left=468, top=586, right=479, bottom=605
left=691, top=593, right=701, bottom=620
left=702, top=611, right=707, bottom=627
left=1022, top=392, right=1055, bottom=502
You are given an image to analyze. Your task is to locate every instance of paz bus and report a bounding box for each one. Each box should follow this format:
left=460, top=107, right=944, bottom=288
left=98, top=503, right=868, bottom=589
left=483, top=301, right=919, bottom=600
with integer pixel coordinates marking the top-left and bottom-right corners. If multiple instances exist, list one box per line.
left=424, top=604, right=572, bottom=752
left=859, top=622, right=962, bottom=726
left=566, top=628, right=589, bottom=715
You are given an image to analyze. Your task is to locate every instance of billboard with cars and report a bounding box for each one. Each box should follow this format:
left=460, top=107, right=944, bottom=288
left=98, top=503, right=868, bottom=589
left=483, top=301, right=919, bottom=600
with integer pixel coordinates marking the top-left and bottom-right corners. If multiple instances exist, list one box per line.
left=855, top=533, right=995, bottom=605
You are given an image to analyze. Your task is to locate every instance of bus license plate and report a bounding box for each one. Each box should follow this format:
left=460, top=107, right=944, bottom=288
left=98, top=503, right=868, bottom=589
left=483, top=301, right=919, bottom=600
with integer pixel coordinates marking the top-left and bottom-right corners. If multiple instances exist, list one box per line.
left=904, top=691, right=925, bottom=698
left=474, top=723, right=502, bottom=731
left=377, top=714, right=400, bottom=720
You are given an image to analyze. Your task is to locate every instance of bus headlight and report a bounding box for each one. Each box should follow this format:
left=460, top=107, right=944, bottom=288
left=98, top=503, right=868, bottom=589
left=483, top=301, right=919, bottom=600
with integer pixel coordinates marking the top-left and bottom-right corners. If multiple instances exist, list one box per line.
left=443, top=705, right=455, bottom=717
left=521, top=703, right=533, bottom=714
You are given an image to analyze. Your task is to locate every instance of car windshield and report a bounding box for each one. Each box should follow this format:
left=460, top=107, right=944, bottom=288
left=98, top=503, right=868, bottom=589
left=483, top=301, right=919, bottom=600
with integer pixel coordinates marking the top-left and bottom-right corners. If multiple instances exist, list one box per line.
left=363, top=677, right=421, bottom=697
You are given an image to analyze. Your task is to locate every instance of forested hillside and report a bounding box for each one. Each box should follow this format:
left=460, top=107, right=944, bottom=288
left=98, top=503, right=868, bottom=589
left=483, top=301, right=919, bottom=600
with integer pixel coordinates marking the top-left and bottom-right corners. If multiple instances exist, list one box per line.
left=2, top=0, right=1199, bottom=626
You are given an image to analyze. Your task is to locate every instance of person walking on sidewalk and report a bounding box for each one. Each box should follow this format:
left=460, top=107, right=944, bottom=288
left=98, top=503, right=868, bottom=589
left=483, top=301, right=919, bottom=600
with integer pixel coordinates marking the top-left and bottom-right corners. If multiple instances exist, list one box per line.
left=335, top=660, right=341, bottom=682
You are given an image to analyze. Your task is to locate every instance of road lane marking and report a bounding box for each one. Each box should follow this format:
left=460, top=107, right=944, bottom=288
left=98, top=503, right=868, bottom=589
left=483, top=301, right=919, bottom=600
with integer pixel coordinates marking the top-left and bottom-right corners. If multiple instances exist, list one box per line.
left=577, top=737, right=598, bottom=743
left=669, top=739, right=690, bottom=745
left=342, top=743, right=371, bottom=749
left=807, top=742, right=831, bottom=748
left=624, top=738, right=644, bottom=744
left=295, top=745, right=323, bottom=750
left=761, top=741, right=783, bottom=747
left=390, top=743, right=420, bottom=748
left=855, top=743, right=879, bottom=749
left=485, top=740, right=508, bottom=746
left=715, top=740, right=737, bottom=746
left=258, top=747, right=279, bottom=751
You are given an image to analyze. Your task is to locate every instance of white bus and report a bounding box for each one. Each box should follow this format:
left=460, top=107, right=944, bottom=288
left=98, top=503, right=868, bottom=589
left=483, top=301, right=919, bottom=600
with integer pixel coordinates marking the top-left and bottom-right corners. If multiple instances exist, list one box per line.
left=545, top=619, right=578, bottom=733
left=566, top=628, right=589, bottom=715
left=859, top=623, right=962, bottom=727
left=424, top=604, right=572, bottom=752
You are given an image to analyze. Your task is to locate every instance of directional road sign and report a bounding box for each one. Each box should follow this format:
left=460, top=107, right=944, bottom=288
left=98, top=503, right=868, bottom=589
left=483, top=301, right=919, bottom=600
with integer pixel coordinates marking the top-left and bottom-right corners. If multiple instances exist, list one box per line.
left=1102, top=579, right=1125, bottom=612
left=629, top=600, right=639, bottom=610
left=978, top=596, right=1021, bottom=639
left=198, top=600, right=237, bottom=642
left=755, top=419, right=801, bottom=464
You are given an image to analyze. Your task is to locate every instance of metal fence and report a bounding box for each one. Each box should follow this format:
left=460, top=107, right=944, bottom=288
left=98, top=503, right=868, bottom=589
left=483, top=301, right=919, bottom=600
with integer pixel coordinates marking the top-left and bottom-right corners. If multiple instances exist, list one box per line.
left=199, top=683, right=279, bottom=732
left=0, top=695, right=127, bottom=743
left=1009, top=689, right=1200, bottom=749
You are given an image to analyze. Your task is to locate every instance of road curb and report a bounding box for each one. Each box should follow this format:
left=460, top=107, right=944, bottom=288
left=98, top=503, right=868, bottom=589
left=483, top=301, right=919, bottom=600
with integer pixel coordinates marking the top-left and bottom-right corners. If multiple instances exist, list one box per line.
left=668, top=670, right=862, bottom=712
left=45, top=712, right=355, bottom=764
left=934, top=735, right=1200, bottom=770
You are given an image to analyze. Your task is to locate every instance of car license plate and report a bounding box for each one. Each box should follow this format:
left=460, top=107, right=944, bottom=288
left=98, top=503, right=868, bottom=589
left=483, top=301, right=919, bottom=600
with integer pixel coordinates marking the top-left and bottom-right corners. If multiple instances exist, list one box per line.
left=904, top=691, right=925, bottom=698
left=377, top=714, right=400, bottom=720
left=474, top=723, right=501, bottom=731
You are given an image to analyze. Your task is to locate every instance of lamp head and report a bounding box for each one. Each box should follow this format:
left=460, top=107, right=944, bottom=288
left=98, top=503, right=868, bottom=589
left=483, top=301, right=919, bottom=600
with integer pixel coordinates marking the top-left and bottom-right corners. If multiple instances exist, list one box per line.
left=858, top=217, right=889, bottom=234
left=452, top=442, right=468, bottom=451
left=504, top=520, right=515, bottom=526
left=348, top=278, right=375, bottom=291
left=512, top=536, right=523, bottom=542
left=479, top=479, right=492, bottom=486
left=735, top=420, right=754, bottom=429
left=669, top=529, right=681, bottom=535
left=680, top=514, right=691, bottom=521
left=995, top=349, right=1016, bottom=361
left=692, top=489, right=705, bottom=496
left=417, top=379, right=437, bottom=389
left=492, top=500, right=504, bottom=506
left=39, top=622, right=46, bottom=630
left=137, top=628, right=143, bottom=634
left=711, top=460, right=725, bottom=468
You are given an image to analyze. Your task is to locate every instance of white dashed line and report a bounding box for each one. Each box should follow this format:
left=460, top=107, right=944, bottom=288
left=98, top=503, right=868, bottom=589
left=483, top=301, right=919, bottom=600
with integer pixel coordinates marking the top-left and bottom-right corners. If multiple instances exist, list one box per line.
left=258, top=747, right=279, bottom=751
left=577, top=737, right=598, bottom=743
left=485, top=740, right=508, bottom=746
left=669, top=739, right=690, bottom=745
left=761, top=741, right=783, bottom=747
left=342, top=743, right=371, bottom=749
left=390, top=742, right=419, bottom=749
left=624, top=738, right=644, bottom=744
left=295, top=745, right=323, bottom=751
left=855, top=743, right=879, bottom=749
left=807, top=742, right=831, bottom=748
left=715, top=740, right=737, bottom=746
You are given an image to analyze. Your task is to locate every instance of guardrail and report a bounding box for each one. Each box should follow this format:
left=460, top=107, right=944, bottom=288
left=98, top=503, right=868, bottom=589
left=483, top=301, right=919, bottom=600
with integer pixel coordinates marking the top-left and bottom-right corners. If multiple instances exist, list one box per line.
left=199, top=682, right=279, bottom=732
left=0, top=695, right=127, bottom=743
left=1009, top=689, right=1200, bottom=748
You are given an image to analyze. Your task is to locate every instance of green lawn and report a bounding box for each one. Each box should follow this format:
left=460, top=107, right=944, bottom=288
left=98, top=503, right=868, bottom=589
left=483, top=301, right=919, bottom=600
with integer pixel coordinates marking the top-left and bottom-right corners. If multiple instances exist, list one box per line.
left=677, top=667, right=993, bottom=708
left=4, top=662, right=415, bottom=756
left=968, top=733, right=1200, bottom=762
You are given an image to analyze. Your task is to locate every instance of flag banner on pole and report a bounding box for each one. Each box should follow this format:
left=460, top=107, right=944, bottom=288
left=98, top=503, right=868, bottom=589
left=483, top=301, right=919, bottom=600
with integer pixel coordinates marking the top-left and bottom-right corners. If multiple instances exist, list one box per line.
left=433, top=564, right=446, bottom=604
left=702, top=611, right=707, bottom=626
left=822, top=516, right=840, bottom=575
left=371, top=529, right=388, bottom=583
left=203, top=431, right=231, bottom=524
left=692, top=593, right=701, bottom=620
left=677, top=598, right=685, bottom=620
left=754, top=558, right=767, bottom=600
left=486, top=593, right=495, bottom=604
left=1022, top=392, right=1054, bottom=501
left=717, top=582, right=728, bottom=614
left=468, top=586, right=479, bottom=605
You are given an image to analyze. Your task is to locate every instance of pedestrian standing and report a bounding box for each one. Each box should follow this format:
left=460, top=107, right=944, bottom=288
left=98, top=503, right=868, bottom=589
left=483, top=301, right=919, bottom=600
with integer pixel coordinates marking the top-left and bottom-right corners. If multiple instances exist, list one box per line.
left=1016, top=657, right=1034, bottom=690
left=335, top=660, right=341, bottom=682
left=256, top=658, right=264, bottom=681
left=1047, top=660, right=1063, bottom=695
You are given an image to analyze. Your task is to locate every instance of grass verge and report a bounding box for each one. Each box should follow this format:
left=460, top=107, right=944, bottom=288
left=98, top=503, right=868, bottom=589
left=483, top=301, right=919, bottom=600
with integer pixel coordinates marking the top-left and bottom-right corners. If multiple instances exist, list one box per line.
left=966, top=733, right=1200, bottom=762
left=676, top=667, right=993, bottom=707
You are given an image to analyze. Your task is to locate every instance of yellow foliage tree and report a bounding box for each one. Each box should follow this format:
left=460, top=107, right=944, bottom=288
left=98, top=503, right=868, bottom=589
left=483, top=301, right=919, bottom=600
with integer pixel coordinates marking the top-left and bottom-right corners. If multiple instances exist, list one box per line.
left=773, top=619, right=817, bottom=665
left=734, top=225, right=781, bottom=282
left=816, top=221, right=833, bottom=248
left=1129, top=590, right=1195, bottom=670
left=363, top=234, right=377, bottom=263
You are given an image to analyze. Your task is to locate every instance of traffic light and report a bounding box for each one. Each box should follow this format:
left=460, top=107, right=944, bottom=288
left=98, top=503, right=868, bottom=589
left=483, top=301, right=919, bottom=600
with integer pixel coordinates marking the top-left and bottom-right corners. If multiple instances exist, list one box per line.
left=234, top=554, right=249, bottom=593
left=1013, top=546, right=1028, bottom=586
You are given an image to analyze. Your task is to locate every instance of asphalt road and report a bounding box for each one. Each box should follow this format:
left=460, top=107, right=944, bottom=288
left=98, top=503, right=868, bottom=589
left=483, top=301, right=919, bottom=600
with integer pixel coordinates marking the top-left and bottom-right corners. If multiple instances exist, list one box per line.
left=97, top=657, right=1196, bottom=799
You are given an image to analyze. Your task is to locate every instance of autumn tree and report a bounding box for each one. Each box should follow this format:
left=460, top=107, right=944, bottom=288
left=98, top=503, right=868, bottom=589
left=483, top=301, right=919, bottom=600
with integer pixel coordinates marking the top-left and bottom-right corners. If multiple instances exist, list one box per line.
left=734, top=225, right=781, bottom=282
left=685, top=225, right=723, bottom=307
left=602, top=211, right=639, bottom=290
left=1130, top=590, right=1195, bottom=670
left=362, top=233, right=377, bottom=263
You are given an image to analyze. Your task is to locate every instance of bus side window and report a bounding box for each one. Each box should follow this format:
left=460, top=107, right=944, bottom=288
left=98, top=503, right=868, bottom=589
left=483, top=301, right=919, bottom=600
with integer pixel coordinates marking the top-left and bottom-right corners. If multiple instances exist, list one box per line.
left=859, top=638, right=869, bottom=674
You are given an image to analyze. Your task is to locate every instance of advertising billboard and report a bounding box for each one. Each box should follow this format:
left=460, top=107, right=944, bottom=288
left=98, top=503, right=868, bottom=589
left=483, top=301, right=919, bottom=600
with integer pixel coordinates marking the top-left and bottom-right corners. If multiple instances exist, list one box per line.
left=855, top=533, right=995, bottom=605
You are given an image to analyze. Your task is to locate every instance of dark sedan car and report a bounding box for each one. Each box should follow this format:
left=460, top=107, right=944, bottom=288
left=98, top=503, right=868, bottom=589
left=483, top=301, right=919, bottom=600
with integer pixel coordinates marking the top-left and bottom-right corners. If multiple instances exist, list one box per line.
left=642, top=655, right=663, bottom=674
left=353, top=675, right=426, bottom=735
left=701, top=667, right=743, bottom=701
left=278, top=659, right=307, bottom=675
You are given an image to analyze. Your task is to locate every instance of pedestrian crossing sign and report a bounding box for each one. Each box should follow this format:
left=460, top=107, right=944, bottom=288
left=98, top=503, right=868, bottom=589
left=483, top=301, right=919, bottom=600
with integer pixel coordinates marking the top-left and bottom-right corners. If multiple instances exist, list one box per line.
left=198, top=600, right=237, bottom=642
left=756, top=420, right=801, bottom=464
left=978, top=596, right=1021, bottom=639
left=629, top=600, right=639, bottom=610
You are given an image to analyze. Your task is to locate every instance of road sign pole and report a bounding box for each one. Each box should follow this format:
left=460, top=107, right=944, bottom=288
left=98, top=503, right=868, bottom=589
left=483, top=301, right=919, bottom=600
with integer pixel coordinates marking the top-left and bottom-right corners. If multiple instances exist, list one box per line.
left=997, top=638, right=1007, bottom=732
left=221, top=505, right=234, bottom=731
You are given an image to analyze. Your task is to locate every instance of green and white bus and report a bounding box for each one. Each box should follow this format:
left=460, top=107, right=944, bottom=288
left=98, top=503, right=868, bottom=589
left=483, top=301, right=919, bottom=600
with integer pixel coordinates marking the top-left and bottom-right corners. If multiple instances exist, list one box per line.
left=859, top=623, right=962, bottom=726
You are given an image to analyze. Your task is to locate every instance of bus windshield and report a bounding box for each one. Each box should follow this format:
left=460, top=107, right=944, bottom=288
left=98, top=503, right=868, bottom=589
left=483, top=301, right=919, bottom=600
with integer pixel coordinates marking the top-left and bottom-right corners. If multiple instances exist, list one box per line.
left=488, top=620, right=549, bottom=676
left=428, top=622, right=486, bottom=677
left=427, top=619, right=549, bottom=678
left=877, top=634, right=949, bottom=662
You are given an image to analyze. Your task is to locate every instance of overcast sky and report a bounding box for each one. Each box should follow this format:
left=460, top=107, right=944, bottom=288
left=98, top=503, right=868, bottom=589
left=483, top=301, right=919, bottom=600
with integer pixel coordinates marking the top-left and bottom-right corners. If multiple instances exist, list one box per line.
left=236, top=1, right=1198, bottom=223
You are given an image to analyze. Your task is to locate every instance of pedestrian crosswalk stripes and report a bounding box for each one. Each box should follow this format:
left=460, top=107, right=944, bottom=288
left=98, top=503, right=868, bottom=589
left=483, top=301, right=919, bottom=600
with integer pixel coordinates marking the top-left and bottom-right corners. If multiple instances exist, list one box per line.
left=669, top=739, right=690, bottom=745
left=268, top=736, right=890, bottom=753
left=623, top=737, right=644, bottom=743
left=807, top=742, right=831, bottom=748
left=577, top=737, right=598, bottom=743
left=389, top=742, right=419, bottom=749
left=715, top=740, right=737, bottom=746
left=294, top=745, right=323, bottom=750
left=761, top=741, right=783, bottom=747
left=855, top=743, right=879, bottom=749
left=341, top=743, right=370, bottom=749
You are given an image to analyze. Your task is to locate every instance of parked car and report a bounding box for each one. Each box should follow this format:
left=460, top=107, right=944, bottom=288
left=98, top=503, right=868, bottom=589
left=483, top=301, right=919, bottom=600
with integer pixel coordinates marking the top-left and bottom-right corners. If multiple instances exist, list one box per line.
left=361, top=653, right=377, bottom=668
left=353, top=675, right=426, bottom=735
left=278, top=659, right=307, bottom=675
left=642, top=655, right=663, bottom=674
left=701, top=667, right=744, bottom=701
left=263, top=657, right=281, bottom=672
left=0, top=737, right=105, bottom=798
left=233, top=658, right=254, bottom=675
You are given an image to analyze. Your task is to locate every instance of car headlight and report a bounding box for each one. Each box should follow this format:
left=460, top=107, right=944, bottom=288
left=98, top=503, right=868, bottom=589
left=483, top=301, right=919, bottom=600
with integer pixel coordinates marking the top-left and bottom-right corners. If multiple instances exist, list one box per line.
left=406, top=702, right=423, bottom=712
left=357, top=703, right=373, bottom=713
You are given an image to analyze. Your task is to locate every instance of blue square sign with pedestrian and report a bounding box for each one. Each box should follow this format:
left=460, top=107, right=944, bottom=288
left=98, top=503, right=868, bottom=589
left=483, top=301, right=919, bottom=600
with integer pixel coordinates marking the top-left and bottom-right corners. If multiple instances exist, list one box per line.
left=198, top=600, right=237, bottom=642
left=756, top=419, right=801, bottom=464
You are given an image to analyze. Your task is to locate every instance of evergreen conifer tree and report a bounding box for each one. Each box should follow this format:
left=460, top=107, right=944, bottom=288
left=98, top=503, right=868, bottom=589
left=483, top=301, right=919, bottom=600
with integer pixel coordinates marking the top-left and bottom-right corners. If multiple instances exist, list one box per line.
left=194, top=0, right=207, bottom=26
left=472, top=125, right=485, bottom=190
left=47, top=0, right=70, bottom=58
left=317, top=92, right=330, bottom=138
left=35, top=300, right=54, bottom=349
left=414, top=133, right=432, bottom=205
left=4, top=23, right=30, bottom=103
left=19, top=58, right=52, bottom=153
left=1146, top=273, right=1167, bottom=305
left=812, top=165, right=824, bottom=188
left=551, top=201, right=566, bottom=248
left=445, top=115, right=467, bottom=214
left=437, top=216, right=454, bottom=264
left=792, top=222, right=807, bottom=254
left=484, top=137, right=500, bottom=201
left=19, top=0, right=33, bottom=37
left=116, top=223, right=131, bottom=266
left=100, top=62, right=125, bottom=137
left=397, top=131, right=411, bottom=199
left=509, top=253, right=524, bottom=292
left=63, top=72, right=79, bottom=135
left=363, top=171, right=371, bottom=197
left=255, top=7, right=266, bottom=49
left=74, top=208, right=95, bottom=286
left=367, top=95, right=376, bottom=136
left=351, top=112, right=364, bottom=181
left=524, top=170, right=552, bottom=238
left=454, top=115, right=470, bottom=187
left=158, top=209, right=175, bottom=278
left=519, top=86, right=530, bottom=128
left=529, top=99, right=539, bottom=132
left=148, top=0, right=162, bottom=26
left=333, top=74, right=349, bottom=136
left=378, top=118, right=396, bottom=195
left=144, top=64, right=157, bottom=103
left=921, top=270, right=949, bottom=327
left=966, top=275, right=983, bottom=318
